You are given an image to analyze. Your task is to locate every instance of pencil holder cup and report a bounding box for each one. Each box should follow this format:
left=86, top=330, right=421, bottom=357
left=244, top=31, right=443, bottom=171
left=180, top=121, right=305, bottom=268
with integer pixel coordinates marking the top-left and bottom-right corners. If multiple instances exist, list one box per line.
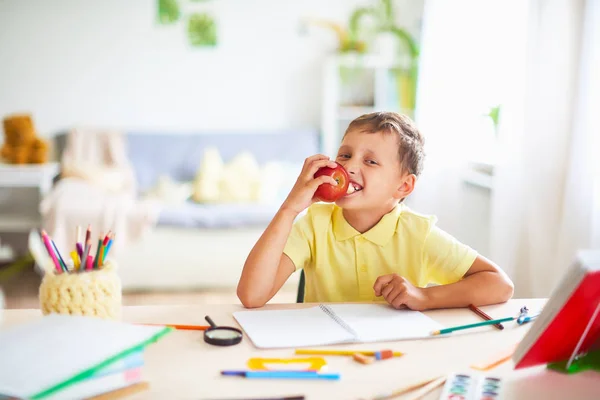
left=38, top=259, right=122, bottom=320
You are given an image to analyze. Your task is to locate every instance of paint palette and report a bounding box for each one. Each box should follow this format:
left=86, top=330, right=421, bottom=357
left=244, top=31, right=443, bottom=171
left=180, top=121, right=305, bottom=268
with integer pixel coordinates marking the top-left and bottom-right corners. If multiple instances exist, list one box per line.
left=439, top=373, right=503, bottom=400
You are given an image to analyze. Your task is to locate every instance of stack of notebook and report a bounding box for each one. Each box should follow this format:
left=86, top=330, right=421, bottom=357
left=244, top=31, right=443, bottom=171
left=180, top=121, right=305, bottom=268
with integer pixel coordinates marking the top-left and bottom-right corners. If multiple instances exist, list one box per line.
left=0, top=314, right=171, bottom=399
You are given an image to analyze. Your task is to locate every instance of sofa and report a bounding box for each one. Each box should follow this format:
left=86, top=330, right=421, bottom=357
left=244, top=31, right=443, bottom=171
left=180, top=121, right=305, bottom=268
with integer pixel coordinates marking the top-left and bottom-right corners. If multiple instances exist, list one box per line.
left=51, top=129, right=320, bottom=291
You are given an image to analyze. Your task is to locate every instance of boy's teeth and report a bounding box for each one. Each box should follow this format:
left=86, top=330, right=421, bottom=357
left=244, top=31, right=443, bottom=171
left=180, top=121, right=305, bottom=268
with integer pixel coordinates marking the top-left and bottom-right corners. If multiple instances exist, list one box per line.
left=347, top=185, right=355, bottom=194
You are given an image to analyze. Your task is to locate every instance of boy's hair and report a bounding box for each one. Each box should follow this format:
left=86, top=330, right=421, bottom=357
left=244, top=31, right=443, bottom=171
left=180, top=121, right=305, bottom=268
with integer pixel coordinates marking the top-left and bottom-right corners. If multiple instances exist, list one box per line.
left=344, top=111, right=425, bottom=176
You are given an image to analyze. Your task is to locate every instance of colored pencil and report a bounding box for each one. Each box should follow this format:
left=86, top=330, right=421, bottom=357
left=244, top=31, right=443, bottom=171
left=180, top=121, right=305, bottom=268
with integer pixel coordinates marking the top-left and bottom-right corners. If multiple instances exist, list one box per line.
left=40, top=230, right=62, bottom=273
left=70, top=250, right=81, bottom=270
left=405, top=376, right=447, bottom=400
left=103, top=233, right=114, bottom=259
left=431, top=317, right=516, bottom=335
left=50, top=239, right=68, bottom=272
left=469, top=304, right=504, bottom=330
left=81, top=238, right=91, bottom=271
left=103, top=231, right=111, bottom=246
left=103, top=239, right=112, bottom=258
left=93, top=233, right=103, bottom=269
left=76, top=225, right=82, bottom=256
left=372, top=375, right=445, bottom=400
left=295, top=349, right=403, bottom=357
left=221, top=371, right=340, bottom=380
left=138, top=323, right=210, bottom=331
left=84, top=224, right=91, bottom=246
left=76, top=242, right=83, bottom=258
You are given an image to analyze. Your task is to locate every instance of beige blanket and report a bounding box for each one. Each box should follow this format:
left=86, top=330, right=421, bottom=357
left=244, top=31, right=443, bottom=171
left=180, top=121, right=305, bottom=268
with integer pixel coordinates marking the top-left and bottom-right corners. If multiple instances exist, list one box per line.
left=40, top=127, right=160, bottom=259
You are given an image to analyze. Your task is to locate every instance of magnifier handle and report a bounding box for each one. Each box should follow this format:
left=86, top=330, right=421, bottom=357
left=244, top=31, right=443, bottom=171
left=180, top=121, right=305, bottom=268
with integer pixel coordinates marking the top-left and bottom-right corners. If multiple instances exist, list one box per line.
left=205, top=315, right=217, bottom=328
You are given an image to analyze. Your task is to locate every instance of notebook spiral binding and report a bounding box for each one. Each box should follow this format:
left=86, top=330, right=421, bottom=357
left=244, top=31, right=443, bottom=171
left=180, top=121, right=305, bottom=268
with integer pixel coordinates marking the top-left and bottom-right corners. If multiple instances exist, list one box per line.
left=319, top=304, right=359, bottom=340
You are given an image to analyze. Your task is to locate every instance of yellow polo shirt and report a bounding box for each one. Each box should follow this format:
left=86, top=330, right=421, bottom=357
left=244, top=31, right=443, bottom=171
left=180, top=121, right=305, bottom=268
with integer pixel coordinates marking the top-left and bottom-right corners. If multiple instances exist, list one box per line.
left=283, top=203, right=478, bottom=303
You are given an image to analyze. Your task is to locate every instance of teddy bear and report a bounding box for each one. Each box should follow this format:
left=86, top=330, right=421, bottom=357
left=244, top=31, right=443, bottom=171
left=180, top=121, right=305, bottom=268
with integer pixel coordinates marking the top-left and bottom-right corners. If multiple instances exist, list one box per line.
left=0, top=114, right=49, bottom=164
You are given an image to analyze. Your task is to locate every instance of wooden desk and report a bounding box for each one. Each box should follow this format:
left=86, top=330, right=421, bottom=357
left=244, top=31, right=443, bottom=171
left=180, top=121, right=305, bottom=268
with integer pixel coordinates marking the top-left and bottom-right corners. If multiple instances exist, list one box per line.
left=3, top=299, right=599, bottom=400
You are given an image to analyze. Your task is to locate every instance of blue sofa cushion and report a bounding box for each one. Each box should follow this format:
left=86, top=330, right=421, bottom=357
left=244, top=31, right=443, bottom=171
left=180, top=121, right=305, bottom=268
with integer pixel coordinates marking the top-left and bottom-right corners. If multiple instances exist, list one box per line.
left=53, top=129, right=321, bottom=229
left=126, top=130, right=320, bottom=193
left=157, top=201, right=280, bottom=229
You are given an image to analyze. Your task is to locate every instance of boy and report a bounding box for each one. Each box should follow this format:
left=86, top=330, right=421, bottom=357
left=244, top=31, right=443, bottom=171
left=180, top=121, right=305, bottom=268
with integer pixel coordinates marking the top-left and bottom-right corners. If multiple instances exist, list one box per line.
left=237, top=112, right=514, bottom=310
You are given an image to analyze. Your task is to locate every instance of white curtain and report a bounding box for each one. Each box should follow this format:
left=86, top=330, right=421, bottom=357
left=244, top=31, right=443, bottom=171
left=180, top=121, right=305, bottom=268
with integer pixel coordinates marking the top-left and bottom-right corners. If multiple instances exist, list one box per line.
left=414, top=0, right=600, bottom=298
left=411, top=1, right=526, bottom=250
left=490, top=0, right=600, bottom=298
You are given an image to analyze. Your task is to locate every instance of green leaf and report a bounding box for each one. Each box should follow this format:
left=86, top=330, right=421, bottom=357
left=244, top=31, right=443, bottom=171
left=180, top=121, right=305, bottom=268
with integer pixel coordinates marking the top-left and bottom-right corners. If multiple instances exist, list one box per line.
left=381, top=0, right=395, bottom=28
left=388, top=26, right=419, bottom=58
left=188, top=12, right=217, bottom=47
left=348, top=7, right=376, bottom=43
left=157, top=0, right=180, bottom=25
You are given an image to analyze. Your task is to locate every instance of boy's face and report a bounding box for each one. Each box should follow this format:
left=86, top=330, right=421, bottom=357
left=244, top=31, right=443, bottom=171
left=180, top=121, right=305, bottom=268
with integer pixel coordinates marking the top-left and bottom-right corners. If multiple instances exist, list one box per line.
left=334, top=129, right=412, bottom=211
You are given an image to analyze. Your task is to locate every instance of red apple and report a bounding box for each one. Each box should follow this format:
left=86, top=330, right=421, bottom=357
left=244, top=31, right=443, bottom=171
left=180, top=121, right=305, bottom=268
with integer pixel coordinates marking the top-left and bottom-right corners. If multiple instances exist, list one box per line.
left=314, top=162, right=350, bottom=202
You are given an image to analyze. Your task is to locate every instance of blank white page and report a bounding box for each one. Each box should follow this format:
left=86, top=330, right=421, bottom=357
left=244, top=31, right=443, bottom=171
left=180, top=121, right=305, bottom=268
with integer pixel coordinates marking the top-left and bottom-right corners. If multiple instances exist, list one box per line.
left=0, top=314, right=167, bottom=399
left=326, top=304, right=444, bottom=343
left=233, top=306, right=354, bottom=349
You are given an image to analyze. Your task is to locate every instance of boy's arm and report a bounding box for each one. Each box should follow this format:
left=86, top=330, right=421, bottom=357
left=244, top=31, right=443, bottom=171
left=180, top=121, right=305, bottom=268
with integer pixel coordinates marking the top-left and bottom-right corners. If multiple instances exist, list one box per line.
left=237, top=155, right=338, bottom=308
left=374, top=255, right=514, bottom=310
left=236, top=209, right=298, bottom=308
left=422, top=255, right=514, bottom=309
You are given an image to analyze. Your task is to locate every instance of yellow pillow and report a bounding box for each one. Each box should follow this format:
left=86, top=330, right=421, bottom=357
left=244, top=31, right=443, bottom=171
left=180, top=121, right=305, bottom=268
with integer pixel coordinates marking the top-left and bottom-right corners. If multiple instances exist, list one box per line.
left=192, top=148, right=262, bottom=203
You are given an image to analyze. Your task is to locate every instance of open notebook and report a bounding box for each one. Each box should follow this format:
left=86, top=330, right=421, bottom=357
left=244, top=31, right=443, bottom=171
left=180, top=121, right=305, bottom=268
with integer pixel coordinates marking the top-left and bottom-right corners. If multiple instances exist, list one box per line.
left=233, top=304, right=444, bottom=349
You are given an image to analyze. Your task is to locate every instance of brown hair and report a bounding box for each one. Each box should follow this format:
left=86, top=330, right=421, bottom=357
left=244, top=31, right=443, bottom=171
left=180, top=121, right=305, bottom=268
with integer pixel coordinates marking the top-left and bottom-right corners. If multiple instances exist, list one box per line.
left=344, top=111, right=425, bottom=176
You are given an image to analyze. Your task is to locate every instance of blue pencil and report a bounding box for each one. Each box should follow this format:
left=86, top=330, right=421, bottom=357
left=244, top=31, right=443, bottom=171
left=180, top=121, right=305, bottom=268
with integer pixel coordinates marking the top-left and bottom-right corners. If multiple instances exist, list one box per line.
left=51, top=240, right=69, bottom=272
left=103, top=239, right=113, bottom=259
left=221, top=371, right=339, bottom=380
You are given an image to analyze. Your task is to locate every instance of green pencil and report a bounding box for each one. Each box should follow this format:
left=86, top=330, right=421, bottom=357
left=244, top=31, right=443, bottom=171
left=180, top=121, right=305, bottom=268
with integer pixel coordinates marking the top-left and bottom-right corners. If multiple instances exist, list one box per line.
left=431, top=317, right=516, bottom=335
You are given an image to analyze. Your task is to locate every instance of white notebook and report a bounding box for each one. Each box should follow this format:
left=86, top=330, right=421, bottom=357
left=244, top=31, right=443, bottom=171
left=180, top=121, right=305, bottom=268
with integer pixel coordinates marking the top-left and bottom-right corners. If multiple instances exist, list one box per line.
left=0, top=314, right=169, bottom=399
left=233, top=304, right=444, bottom=349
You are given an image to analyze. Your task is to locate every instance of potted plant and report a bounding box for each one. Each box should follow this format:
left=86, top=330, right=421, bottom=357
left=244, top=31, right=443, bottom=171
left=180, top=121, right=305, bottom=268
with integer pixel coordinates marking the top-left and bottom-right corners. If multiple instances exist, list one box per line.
left=348, top=0, right=420, bottom=113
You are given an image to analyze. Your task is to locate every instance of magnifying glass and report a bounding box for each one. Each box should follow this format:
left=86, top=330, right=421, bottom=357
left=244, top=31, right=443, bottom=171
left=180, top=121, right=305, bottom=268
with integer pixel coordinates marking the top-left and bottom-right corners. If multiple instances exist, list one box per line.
left=203, top=315, right=243, bottom=346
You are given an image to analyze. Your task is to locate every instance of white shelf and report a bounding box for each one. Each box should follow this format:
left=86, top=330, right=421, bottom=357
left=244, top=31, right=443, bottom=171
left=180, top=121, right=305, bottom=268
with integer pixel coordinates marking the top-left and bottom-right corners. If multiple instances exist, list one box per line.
left=321, top=54, right=408, bottom=157
left=0, top=162, right=59, bottom=194
left=463, top=168, right=494, bottom=190
left=331, top=53, right=408, bottom=68
left=0, top=162, right=59, bottom=235
left=0, top=215, right=41, bottom=232
left=336, top=106, right=378, bottom=120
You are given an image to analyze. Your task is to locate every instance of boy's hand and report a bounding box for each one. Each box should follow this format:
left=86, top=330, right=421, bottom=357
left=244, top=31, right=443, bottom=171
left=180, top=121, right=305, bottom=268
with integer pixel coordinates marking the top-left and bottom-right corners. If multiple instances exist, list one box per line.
left=281, top=155, right=338, bottom=215
left=373, top=274, right=430, bottom=311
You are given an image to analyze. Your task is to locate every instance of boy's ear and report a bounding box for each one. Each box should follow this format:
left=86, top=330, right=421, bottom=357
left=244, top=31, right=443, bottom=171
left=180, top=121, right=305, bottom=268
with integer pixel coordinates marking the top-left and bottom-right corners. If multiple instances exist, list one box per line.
left=393, top=174, right=416, bottom=200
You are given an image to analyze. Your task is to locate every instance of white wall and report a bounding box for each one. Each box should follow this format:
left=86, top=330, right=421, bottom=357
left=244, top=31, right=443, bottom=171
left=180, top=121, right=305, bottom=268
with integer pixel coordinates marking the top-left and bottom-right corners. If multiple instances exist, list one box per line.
left=0, top=0, right=423, bottom=135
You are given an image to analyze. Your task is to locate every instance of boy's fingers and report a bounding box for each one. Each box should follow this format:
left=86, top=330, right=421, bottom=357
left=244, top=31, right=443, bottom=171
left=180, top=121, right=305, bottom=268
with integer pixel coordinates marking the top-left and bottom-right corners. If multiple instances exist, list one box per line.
left=381, top=283, right=395, bottom=299
left=391, top=295, right=407, bottom=309
left=302, top=154, right=331, bottom=171
left=304, top=154, right=329, bottom=164
left=385, top=285, right=405, bottom=304
left=373, top=275, right=395, bottom=295
left=305, top=159, right=337, bottom=178
left=309, top=175, right=337, bottom=189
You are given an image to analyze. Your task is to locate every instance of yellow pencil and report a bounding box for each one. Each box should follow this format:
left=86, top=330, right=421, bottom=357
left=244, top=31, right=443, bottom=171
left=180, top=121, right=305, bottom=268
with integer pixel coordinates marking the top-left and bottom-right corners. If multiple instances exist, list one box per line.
left=295, top=349, right=403, bottom=357
left=70, top=250, right=81, bottom=270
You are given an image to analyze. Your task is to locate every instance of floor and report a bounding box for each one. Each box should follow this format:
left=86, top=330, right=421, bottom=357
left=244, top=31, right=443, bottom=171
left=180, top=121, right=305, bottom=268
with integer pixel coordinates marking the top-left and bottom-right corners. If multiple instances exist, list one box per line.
left=1, top=262, right=297, bottom=309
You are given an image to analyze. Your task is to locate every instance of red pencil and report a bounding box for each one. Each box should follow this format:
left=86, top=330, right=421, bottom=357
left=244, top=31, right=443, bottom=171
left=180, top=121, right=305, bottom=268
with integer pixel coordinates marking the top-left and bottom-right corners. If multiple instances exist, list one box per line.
left=103, top=230, right=112, bottom=246
left=469, top=304, right=504, bottom=330
left=85, top=224, right=91, bottom=244
left=139, top=323, right=210, bottom=331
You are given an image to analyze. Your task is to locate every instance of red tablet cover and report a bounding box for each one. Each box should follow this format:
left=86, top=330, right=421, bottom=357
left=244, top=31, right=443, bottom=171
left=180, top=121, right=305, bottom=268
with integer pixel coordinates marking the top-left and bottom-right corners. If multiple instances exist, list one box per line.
left=513, top=254, right=600, bottom=369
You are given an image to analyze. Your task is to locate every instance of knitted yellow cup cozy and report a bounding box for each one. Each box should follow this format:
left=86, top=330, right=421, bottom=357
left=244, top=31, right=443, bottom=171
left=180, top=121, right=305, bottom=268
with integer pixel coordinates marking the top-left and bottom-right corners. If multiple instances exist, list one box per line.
left=39, top=260, right=122, bottom=320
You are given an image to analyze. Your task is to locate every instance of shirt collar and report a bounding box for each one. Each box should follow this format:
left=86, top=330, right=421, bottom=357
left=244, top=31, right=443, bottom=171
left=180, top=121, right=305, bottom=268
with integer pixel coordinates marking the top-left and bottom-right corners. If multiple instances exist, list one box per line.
left=332, top=204, right=403, bottom=246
